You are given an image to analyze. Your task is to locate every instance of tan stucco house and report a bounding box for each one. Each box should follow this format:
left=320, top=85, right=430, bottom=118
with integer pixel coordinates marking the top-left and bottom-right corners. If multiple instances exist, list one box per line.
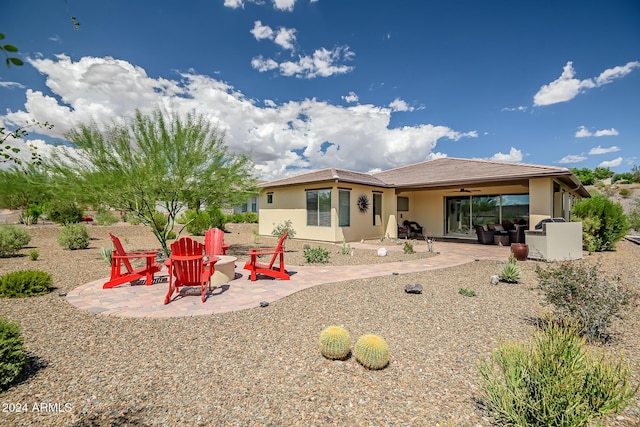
left=256, top=157, right=590, bottom=243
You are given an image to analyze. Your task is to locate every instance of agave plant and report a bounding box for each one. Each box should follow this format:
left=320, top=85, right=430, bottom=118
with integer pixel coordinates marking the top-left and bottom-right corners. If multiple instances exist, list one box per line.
left=499, top=261, right=522, bottom=283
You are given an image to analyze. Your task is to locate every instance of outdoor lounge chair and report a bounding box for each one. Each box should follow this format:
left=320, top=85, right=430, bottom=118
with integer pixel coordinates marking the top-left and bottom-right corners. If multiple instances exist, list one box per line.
left=244, top=231, right=289, bottom=281
left=474, top=225, right=496, bottom=245
left=164, top=237, right=216, bottom=304
left=204, top=227, right=229, bottom=256
left=103, top=233, right=163, bottom=289
left=403, top=220, right=423, bottom=238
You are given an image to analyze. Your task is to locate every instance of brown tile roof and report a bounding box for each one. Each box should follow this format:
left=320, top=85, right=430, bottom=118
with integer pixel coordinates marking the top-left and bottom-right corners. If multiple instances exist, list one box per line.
left=261, top=158, right=590, bottom=197
left=260, top=168, right=389, bottom=188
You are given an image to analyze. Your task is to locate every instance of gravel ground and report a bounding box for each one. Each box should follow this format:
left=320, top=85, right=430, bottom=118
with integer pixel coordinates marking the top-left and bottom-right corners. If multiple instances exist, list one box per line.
left=1, top=219, right=640, bottom=427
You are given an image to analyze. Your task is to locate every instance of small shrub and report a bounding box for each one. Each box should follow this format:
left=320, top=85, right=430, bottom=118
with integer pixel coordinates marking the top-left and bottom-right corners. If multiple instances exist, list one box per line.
left=272, top=219, right=296, bottom=239
left=403, top=241, right=414, bottom=254
left=0, top=270, right=52, bottom=298
left=459, top=288, right=476, bottom=297
left=304, top=247, right=330, bottom=264
left=227, top=213, right=245, bottom=223
left=353, top=334, right=390, bottom=370
left=0, top=225, right=31, bottom=257
left=28, top=249, right=39, bottom=261
left=340, top=238, right=351, bottom=255
left=184, top=210, right=210, bottom=236
left=57, top=224, right=90, bottom=250
left=206, top=207, right=227, bottom=231
left=572, top=194, right=627, bottom=252
left=46, top=200, right=84, bottom=225
left=478, top=320, right=637, bottom=426
left=619, top=187, right=630, bottom=198
left=100, top=246, right=113, bottom=266
left=535, top=260, right=633, bottom=342
left=18, top=213, right=38, bottom=225
left=94, top=208, right=119, bottom=226
left=244, top=212, right=259, bottom=223
left=0, top=318, right=27, bottom=390
left=251, top=227, right=260, bottom=244
left=628, top=197, right=640, bottom=231
left=319, top=326, right=352, bottom=360
left=499, top=260, right=521, bottom=283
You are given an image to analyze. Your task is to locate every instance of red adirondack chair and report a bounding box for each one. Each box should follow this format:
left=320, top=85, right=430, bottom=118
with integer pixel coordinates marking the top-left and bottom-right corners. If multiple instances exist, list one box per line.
left=244, top=231, right=289, bottom=281
left=164, top=237, right=217, bottom=304
left=204, top=227, right=229, bottom=256
left=103, top=233, right=162, bottom=289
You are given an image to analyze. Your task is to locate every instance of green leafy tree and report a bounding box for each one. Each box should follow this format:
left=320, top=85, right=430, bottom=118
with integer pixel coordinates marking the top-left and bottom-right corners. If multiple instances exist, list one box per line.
left=0, top=165, right=53, bottom=209
left=572, top=194, right=628, bottom=252
left=45, top=108, right=258, bottom=256
left=570, top=167, right=595, bottom=186
left=631, top=165, right=640, bottom=183
left=593, top=166, right=614, bottom=181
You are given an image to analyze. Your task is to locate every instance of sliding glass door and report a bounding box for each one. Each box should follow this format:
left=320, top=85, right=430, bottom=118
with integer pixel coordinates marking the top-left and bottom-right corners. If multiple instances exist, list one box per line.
left=446, top=194, right=529, bottom=237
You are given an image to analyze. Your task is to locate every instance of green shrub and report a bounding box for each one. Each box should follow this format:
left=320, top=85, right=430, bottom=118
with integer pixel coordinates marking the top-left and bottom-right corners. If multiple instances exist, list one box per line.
left=458, top=288, right=476, bottom=297
left=272, top=219, right=296, bottom=239
left=227, top=213, right=245, bottom=223
left=340, top=238, right=351, bottom=255
left=28, top=249, right=39, bottom=261
left=0, top=318, right=27, bottom=390
left=123, top=211, right=142, bottom=225
left=244, top=212, right=259, bottom=223
left=304, top=247, right=330, bottom=264
left=535, top=260, right=633, bottom=342
left=403, top=241, right=414, bottom=254
left=94, top=208, right=119, bottom=226
left=19, top=203, right=45, bottom=225
left=499, top=260, right=521, bottom=283
left=185, top=211, right=211, bottom=236
left=206, top=206, right=227, bottom=230
left=619, top=187, right=630, bottom=198
left=46, top=200, right=84, bottom=225
left=0, top=225, right=31, bottom=257
left=0, top=270, right=52, bottom=298
left=100, top=246, right=113, bottom=266
left=572, top=194, right=628, bottom=252
left=478, top=320, right=637, bottom=426
left=57, top=224, right=90, bottom=250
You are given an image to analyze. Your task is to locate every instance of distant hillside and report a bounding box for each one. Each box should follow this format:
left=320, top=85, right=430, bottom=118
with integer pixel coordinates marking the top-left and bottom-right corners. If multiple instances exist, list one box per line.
left=585, top=183, right=640, bottom=215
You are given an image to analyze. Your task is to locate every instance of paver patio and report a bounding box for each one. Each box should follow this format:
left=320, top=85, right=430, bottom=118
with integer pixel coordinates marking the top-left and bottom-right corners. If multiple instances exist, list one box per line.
left=66, top=240, right=512, bottom=318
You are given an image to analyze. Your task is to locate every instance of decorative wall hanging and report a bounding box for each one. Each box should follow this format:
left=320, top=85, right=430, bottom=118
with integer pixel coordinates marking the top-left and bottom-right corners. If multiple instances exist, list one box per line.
left=357, top=194, right=370, bottom=213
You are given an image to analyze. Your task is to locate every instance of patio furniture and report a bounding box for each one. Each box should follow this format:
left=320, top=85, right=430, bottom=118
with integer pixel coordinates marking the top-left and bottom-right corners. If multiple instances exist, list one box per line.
left=525, top=220, right=582, bottom=261
left=508, top=224, right=528, bottom=244
left=244, top=231, right=290, bottom=281
left=403, top=220, right=423, bottom=238
left=211, top=255, right=238, bottom=286
left=493, top=232, right=510, bottom=246
left=103, top=233, right=163, bottom=289
left=398, top=222, right=410, bottom=239
left=164, top=237, right=217, bottom=304
left=204, top=227, right=230, bottom=256
left=474, top=224, right=496, bottom=245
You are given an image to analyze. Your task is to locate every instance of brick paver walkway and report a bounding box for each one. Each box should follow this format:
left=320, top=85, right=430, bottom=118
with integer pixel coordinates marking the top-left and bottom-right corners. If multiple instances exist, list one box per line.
left=66, top=240, right=511, bottom=318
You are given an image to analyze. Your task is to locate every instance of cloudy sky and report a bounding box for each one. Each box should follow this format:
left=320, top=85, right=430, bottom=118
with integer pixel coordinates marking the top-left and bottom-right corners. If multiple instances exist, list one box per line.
left=1, top=0, right=639, bottom=179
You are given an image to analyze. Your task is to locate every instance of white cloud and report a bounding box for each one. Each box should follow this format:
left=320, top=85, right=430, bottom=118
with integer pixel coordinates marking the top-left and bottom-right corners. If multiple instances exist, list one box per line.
left=342, top=92, right=358, bottom=103
left=589, top=145, right=620, bottom=155
left=487, top=147, right=523, bottom=162
left=273, top=0, right=296, bottom=11
left=274, top=27, right=297, bottom=51
left=598, top=157, right=623, bottom=168
left=0, top=81, right=24, bottom=89
left=558, top=154, right=587, bottom=164
left=258, top=46, right=354, bottom=79
left=224, top=0, right=245, bottom=8
left=575, top=126, right=619, bottom=138
left=534, top=61, right=640, bottom=106
left=501, top=106, right=527, bottom=112
left=2, top=55, right=476, bottom=180
left=250, top=21, right=274, bottom=41
left=224, top=0, right=304, bottom=11
left=389, top=98, right=414, bottom=112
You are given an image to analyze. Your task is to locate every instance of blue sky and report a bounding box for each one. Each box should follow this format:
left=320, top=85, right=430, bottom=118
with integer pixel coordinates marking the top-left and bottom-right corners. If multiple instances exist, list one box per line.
left=1, top=0, right=639, bottom=179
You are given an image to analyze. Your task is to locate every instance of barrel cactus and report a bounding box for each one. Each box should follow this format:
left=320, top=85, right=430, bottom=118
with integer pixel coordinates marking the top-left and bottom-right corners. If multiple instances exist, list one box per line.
left=354, top=334, right=390, bottom=370
left=319, top=325, right=352, bottom=360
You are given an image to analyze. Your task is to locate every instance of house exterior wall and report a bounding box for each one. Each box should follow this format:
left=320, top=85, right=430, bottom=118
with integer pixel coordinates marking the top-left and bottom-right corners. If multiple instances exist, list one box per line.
left=258, top=183, right=395, bottom=242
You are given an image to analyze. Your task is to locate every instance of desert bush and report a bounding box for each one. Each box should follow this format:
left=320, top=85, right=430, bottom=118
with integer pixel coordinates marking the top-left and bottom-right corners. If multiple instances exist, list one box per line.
left=403, top=241, right=414, bottom=254
left=0, top=270, right=52, bottom=298
left=94, top=208, right=119, bottom=226
left=57, top=224, right=90, bottom=250
left=0, top=318, right=27, bottom=390
left=304, top=247, right=330, bottom=264
left=244, top=212, right=259, bottom=223
left=628, top=197, right=640, bottom=231
left=478, top=320, right=637, bottom=426
left=227, top=213, right=245, bottom=223
left=572, top=194, right=627, bottom=252
left=28, top=249, right=39, bottom=261
left=0, top=225, right=31, bottom=257
left=272, top=219, right=296, bottom=239
left=340, top=238, right=351, bottom=255
left=183, top=210, right=210, bottom=236
left=19, top=203, right=45, bottom=225
left=535, top=260, right=634, bottom=342
left=46, top=200, right=84, bottom=225
left=458, top=288, right=476, bottom=297
left=619, top=187, right=631, bottom=198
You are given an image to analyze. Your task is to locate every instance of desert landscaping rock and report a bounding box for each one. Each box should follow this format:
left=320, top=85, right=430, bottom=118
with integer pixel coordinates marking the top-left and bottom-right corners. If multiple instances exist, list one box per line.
left=1, top=219, right=640, bottom=426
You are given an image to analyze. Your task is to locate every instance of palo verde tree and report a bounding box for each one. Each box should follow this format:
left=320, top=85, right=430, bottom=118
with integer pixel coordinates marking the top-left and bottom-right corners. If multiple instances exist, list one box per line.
left=45, top=108, right=258, bottom=256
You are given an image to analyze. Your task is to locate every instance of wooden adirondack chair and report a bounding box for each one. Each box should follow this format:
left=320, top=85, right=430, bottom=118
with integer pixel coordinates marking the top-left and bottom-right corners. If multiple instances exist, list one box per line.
left=103, top=233, right=162, bottom=289
left=164, top=237, right=217, bottom=304
left=244, top=231, right=289, bottom=281
left=204, top=228, right=229, bottom=256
